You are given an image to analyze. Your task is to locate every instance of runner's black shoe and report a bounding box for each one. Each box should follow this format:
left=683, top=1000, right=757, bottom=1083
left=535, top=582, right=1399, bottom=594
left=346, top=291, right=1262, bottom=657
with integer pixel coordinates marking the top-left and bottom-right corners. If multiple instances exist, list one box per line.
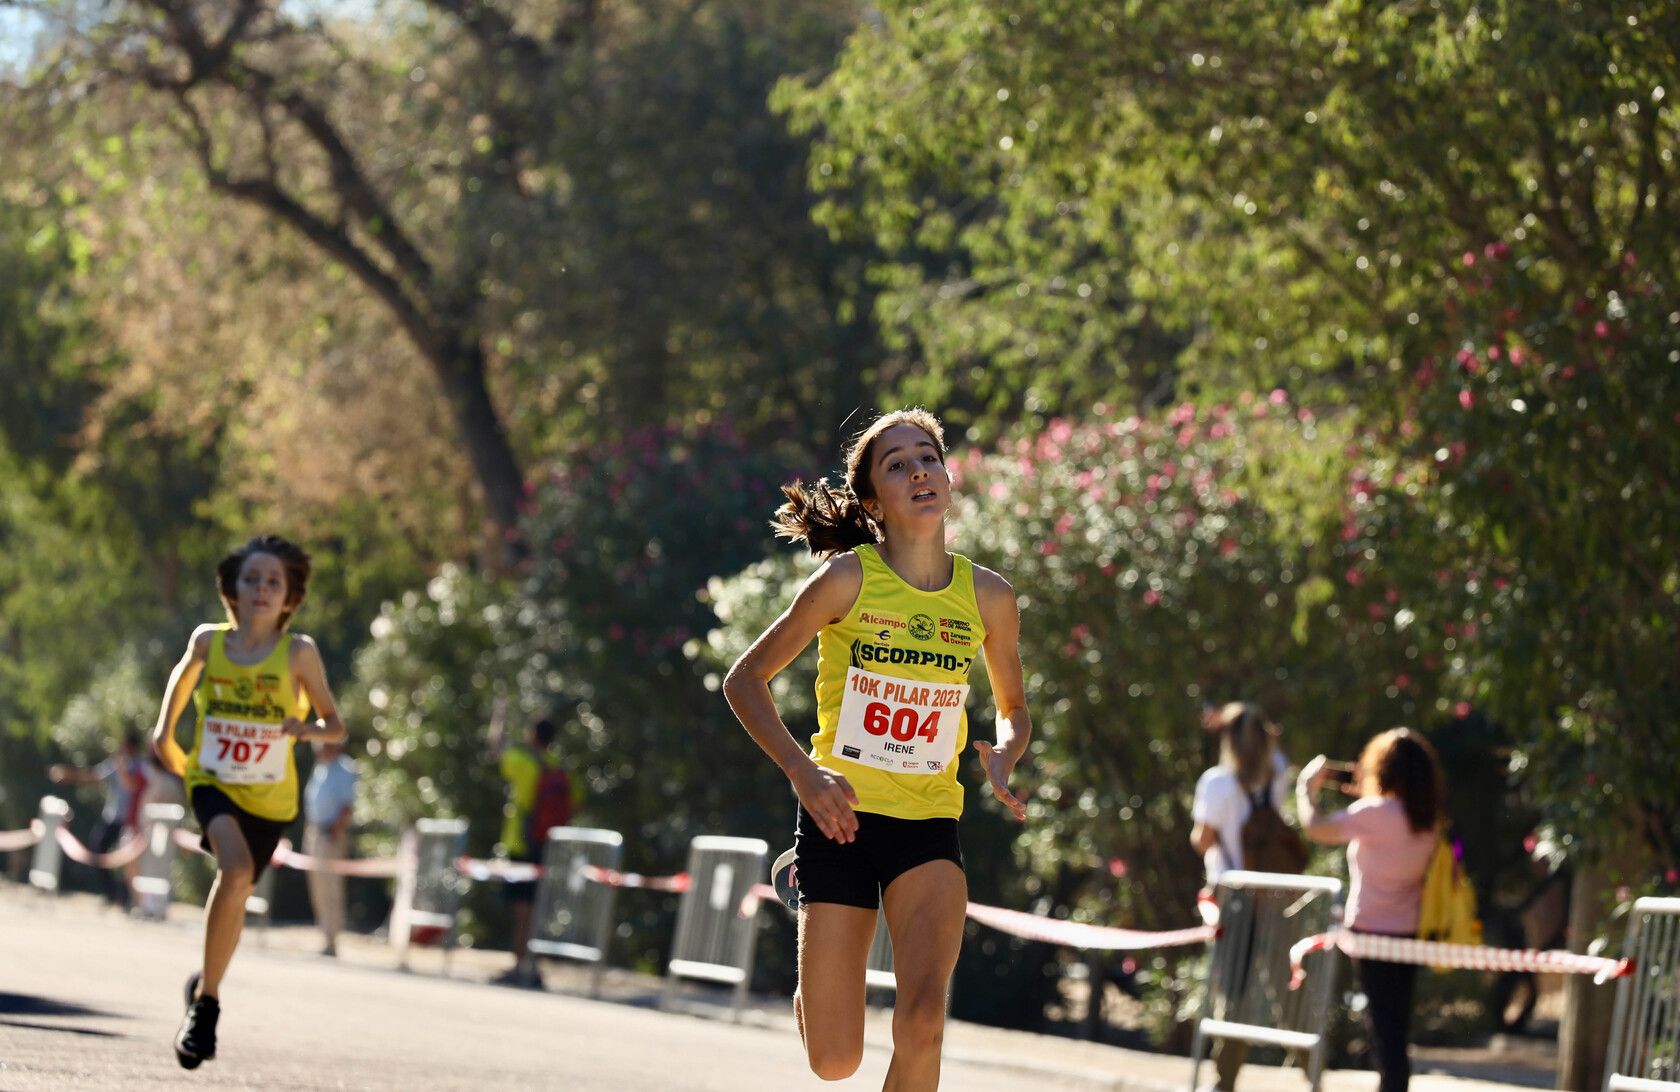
left=174, top=972, right=218, bottom=1070
left=771, top=847, right=799, bottom=911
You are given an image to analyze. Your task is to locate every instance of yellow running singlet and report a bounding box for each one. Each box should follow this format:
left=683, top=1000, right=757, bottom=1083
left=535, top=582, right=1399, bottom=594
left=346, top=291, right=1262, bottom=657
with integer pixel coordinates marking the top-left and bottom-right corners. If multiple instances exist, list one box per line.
left=184, top=625, right=311, bottom=822
left=810, top=545, right=987, bottom=820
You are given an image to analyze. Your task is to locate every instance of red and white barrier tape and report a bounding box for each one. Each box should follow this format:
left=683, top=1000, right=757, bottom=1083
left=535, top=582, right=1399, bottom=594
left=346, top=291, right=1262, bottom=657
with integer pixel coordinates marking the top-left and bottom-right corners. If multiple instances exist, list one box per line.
left=455, top=855, right=541, bottom=883
left=170, top=825, right=404, bottom=877
left=581, top=864, right=691, bottom=892
left=0, top=820, right=45, bottom=852
left=272, top=839, right=406, bottom=878
left=964, top=902, right=1218, bottom=951
left=740, top=882, right=780, bottom=918
left=54, top=824, right=148, bottom=869
left=1288, top=930, right=1632, bottom=988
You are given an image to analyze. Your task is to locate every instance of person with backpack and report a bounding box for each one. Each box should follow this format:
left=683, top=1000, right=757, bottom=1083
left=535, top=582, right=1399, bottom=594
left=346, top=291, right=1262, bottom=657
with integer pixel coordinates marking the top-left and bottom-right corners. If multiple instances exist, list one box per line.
left=1297, top=728, right=1444, bottom=1092
left=488, top=706, right=573, bottom=987
left=1189, top=702, right=1303, bottom=1091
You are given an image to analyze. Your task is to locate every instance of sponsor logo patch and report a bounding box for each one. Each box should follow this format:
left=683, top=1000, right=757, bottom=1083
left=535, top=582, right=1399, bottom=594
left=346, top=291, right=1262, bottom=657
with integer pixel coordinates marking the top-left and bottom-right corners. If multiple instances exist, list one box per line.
left=841, top=745, right=861, bottom=759
left=909, top=613, right=936, bottom=641
left=861, top=611, right=905, bottom=629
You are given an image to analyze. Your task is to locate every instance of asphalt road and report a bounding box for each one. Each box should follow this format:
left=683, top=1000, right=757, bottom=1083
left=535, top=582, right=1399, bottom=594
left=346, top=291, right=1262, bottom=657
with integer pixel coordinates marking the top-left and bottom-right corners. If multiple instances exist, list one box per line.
left=0, top=884, right=1560, bottom=1092
left=0, top=887, right=1119, bottom=1091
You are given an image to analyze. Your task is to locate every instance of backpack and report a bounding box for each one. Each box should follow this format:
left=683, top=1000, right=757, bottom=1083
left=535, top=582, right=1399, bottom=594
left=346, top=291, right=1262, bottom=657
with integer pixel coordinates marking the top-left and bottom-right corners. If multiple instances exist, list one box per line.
left=523, top=757, right=573, bottom=851
left=1240, top=787, right=1310, bottom=874
left=1417, top=836, right=1482, bottom=946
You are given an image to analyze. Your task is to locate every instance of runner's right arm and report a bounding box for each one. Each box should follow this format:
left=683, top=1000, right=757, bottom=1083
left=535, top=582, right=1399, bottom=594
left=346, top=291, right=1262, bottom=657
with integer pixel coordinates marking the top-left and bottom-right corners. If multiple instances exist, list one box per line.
left=150, top=626, right=215, bottom=777
left=723, top=554, right=863, bottom=844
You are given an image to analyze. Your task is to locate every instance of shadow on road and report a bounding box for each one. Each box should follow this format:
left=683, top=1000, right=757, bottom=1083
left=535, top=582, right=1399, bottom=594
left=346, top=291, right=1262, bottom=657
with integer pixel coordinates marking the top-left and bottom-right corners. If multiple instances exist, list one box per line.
left=0, top=991, right=128, bottom=1038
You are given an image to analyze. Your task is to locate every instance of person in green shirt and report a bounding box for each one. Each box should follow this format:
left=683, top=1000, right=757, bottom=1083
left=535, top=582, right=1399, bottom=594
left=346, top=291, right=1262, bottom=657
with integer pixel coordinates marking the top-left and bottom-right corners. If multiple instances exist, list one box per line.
left=487, top=701, right=571, bottom=986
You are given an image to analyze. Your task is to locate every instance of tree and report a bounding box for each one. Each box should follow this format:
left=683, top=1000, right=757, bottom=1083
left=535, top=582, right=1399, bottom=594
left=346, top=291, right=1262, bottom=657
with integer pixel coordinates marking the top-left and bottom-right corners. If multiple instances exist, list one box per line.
left=5, top=0, right=883, bottom=542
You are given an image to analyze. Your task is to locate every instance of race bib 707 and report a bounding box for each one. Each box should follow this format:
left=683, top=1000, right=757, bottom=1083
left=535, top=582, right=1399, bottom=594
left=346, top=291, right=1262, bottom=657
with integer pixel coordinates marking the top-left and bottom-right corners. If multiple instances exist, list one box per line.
left=199, top=718, right=290, bottom=784
left=830, top=666, right=966, bottom=776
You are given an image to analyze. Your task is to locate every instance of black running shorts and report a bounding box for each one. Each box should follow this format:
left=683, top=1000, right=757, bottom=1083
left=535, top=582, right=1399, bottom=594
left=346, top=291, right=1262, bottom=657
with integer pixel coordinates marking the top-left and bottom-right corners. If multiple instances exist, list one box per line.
left=190, top=786, right=291, bottom=882
left=793, top=806, right=963, bottom=910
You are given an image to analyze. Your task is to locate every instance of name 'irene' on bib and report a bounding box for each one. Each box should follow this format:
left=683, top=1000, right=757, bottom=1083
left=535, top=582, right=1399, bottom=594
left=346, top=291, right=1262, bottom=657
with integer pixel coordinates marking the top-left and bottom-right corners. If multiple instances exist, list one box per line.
left=810, top=545, right=987, bottom=821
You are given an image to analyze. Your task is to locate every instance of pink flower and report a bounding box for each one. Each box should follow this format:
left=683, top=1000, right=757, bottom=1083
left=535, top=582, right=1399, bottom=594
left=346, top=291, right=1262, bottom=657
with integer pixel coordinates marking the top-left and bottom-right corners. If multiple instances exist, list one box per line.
left=1594, top=321, right=1611, bottom=339
left=1039, top=541, right=1058, bottom=557
left=1462, top=251, right=1476, bottom=267
left=1108, top=857, right=1128, bottom=878
left=1454, top=701, right=1471, bottom=718
left=1524, top=834, right=1538, bottom=853
left=1143, top=589, right=1161, bottom=606
left=1177, top=426, right=1196, bottom=448
left=1666, top=869, right=1679, bottom=885
left=1345, top=567, right=1363, bottom=586
left=989, top=481, right=1009, bottom=500
left=1269, top=388, right=1288, bottom=405
left=1486, top=345, right=1501, bottom=361
left=608, top=624, right=626, bottom=641
left=1071, top=624, right=1091, bottom=642
left=1395, top=674, right=1411, bottom=690
left=1459, top=390, right=1475, bottom=410
left=1054, top=514, right=1075, bottom=537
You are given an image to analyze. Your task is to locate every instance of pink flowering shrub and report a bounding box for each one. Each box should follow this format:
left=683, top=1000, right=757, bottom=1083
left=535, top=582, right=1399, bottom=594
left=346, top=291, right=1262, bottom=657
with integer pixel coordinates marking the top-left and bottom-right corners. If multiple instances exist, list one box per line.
left=1351, top=243, right=1680, bottom=869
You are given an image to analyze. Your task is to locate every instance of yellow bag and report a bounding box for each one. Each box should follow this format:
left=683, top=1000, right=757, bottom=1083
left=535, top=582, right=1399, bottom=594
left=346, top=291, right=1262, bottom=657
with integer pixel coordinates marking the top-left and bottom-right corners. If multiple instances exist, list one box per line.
left=1417, top=836, right=1482, bottom=946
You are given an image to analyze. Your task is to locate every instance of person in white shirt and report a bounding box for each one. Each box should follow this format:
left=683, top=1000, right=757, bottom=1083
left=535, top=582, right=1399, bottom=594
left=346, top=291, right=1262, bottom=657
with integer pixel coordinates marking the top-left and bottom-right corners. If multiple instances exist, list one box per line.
left=1191, top=703, right=1290, bottom=885
left=302, top=739, right=358, bottom=956
left=1188, top=702, right=1290, bottom=1091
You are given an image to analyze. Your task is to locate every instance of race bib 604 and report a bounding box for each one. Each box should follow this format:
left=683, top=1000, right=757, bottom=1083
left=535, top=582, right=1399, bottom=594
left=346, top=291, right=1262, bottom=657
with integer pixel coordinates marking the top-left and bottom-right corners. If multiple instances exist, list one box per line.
left=199, top=718, right=289, bottom=784
left=831, top=666, right=966, bottom=775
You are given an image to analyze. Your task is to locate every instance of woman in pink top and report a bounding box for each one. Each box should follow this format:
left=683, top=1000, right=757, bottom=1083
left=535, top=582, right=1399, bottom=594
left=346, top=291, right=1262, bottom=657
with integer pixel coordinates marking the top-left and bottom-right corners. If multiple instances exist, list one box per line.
left=1297, top=728, right=1443, bottom=1092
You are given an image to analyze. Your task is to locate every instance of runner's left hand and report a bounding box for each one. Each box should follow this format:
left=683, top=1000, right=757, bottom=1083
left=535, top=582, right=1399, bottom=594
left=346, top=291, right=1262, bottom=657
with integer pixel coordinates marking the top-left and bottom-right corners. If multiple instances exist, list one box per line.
left=974, top=741, right=1027, bottom=822
left=280, top=718, right=313, bottom=740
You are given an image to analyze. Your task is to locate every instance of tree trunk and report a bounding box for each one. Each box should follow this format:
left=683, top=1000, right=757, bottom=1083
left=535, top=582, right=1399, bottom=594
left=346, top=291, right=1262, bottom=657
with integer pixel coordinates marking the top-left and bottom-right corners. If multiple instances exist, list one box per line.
left=430, top=338, right=526, bottom=548
left=1556, top=866, right=1615, bottom=1092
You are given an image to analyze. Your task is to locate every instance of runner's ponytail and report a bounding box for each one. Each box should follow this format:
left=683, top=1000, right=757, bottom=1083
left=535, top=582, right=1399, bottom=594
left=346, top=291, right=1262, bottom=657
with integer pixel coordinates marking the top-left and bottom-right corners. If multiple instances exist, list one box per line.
left=770, top=477, right=878, bottom=558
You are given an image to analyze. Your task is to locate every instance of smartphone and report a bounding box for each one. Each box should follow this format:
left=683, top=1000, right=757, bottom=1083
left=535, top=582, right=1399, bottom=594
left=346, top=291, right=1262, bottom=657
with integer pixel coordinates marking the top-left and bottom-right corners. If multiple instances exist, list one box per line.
left=1323, top=761, right=1356, bottom=786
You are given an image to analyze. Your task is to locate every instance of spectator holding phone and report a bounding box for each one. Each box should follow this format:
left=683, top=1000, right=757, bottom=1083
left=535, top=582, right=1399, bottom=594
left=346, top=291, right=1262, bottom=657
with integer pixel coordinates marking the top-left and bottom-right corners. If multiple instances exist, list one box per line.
left=1297, top=729, right=1443, bottom=1092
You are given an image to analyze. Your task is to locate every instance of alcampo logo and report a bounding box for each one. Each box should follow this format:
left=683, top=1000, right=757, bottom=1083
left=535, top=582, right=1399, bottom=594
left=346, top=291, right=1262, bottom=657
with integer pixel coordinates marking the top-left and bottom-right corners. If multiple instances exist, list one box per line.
left=909, top=613, right=936, bottom=641
left=861, top=611, right=906, bottom=630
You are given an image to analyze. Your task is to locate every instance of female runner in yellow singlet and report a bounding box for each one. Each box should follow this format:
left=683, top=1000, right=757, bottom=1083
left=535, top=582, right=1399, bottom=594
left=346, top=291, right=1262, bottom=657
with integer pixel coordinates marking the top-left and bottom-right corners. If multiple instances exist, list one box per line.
left=149, top=535, right=346, bottom=1070
left=724, top=409, right=1031, bottom=1090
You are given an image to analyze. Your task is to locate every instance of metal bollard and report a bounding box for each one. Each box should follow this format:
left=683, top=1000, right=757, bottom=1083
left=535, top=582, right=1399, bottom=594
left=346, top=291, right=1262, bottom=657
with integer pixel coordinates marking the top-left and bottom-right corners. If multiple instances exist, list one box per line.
left=133, top=803, right=185, bottom=921
left=29, top=796, right=71, bottom=895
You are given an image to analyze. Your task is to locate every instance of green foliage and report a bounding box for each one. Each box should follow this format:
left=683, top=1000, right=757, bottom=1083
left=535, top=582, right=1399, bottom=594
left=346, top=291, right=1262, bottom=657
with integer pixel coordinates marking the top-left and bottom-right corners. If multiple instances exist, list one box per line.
left=345, top=424, right=805, bottom=962
left=782, top=0, right=1680, bottom=419
left=1351, top=243, right=1680, bottom=870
